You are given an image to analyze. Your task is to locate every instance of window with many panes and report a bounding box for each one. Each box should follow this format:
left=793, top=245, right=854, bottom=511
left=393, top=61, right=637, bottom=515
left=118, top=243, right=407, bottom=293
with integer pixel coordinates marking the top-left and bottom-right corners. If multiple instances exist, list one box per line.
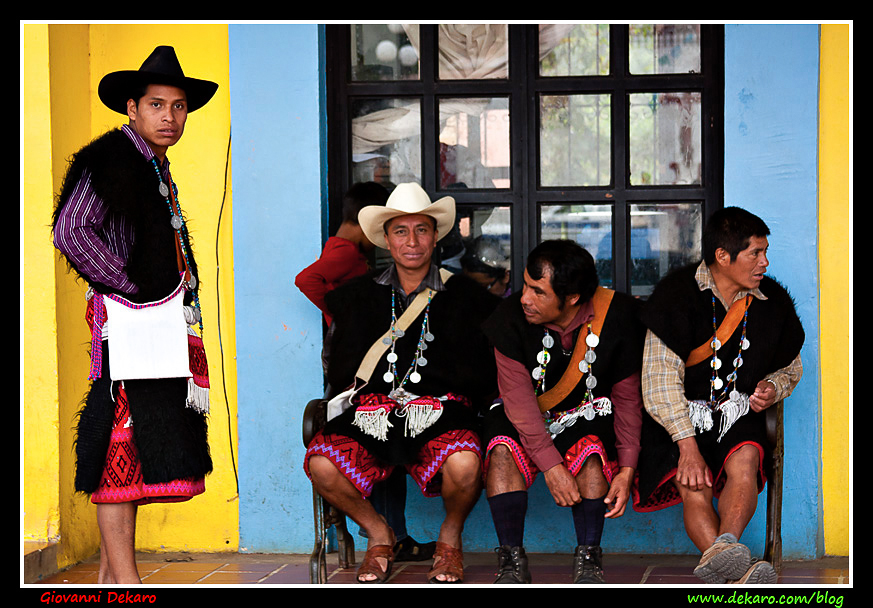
left=325, top=24, right=724, bottom=297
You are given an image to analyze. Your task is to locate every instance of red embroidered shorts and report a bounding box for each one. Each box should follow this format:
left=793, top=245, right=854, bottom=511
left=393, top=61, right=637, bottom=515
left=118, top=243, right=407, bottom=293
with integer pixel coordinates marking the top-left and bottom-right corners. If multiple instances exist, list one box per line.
left=304, top=428, right=482, bottom=498
left=484, top=434, right=618, bottom=489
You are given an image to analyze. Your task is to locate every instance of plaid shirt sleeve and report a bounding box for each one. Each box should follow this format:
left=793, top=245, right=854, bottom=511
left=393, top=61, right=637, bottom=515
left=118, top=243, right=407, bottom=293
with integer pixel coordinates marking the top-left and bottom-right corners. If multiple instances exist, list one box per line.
left=642, top=329, right=697, bottom=441
left=764, top=353, right=803, bottom=402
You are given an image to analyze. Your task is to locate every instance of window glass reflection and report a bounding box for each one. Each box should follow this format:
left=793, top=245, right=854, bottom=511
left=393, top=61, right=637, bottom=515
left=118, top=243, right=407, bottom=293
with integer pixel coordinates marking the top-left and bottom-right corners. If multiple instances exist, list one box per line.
left=540, top=94, right=611, bottom=187
left=630, top=203, right=702, bottom=297
left=437, top=24, right=509, bottom=80
left=351, top=24, right=420, bottom=81
left=629, top=24, right=701, bottom=75
left=440, top=205, right=513, bottom=296
left=629, top=92, right=701, bottom=186
left=541, top=205, right=614, bottom=288
left=539, top=23, right=609, bottom=77
left=439, top=98, right=510, bottom=189
left=351, top=98, right=422, bottom=187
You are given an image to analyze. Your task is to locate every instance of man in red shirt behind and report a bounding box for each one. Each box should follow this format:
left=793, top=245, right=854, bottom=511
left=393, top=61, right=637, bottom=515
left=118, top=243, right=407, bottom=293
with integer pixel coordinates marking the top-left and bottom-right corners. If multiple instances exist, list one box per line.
left=295, top=182, right=389, bottom=326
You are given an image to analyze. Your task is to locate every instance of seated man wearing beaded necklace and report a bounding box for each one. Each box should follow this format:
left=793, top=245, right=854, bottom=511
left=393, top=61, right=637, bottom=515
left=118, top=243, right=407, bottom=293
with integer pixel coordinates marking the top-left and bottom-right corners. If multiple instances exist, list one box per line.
left=481, top=240, right=646, bottom=584
left=52, top=47, right=217, bottom=584
left=635, top=207, right=804, bottom=584
left=304, top=183, right=500, bottom=584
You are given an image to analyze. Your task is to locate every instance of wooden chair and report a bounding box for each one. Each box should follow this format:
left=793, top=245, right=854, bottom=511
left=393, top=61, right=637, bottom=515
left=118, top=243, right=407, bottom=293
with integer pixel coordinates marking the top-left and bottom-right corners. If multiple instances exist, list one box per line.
left=302, top=397, right=356, bottom=584
left=763, top=399, right=784, bottom=573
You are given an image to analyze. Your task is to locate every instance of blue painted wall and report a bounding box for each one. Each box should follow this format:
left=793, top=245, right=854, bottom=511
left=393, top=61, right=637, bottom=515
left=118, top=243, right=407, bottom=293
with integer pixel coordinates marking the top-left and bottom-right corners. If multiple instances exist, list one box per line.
left=229, top=23, right=823, bottom=558
left=230, top=24, right=328, bottom=552
left=723, top=24, right=822, bottom=558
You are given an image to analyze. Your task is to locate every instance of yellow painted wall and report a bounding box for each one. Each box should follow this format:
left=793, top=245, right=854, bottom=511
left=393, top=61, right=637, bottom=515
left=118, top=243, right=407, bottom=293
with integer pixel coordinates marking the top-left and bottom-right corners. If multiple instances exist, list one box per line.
left=23, top=23, right=239, bottom=568
left=818, top=23, right=851, bottom=557
left=22, top=24, right=62, bottom=549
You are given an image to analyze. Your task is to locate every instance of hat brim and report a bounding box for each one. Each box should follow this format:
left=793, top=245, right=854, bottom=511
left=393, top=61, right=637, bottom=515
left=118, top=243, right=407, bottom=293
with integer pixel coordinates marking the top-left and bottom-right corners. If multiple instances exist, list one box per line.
left=98, top=71, right=218, bottom=115
left=359, top=196, right=455, bottom=249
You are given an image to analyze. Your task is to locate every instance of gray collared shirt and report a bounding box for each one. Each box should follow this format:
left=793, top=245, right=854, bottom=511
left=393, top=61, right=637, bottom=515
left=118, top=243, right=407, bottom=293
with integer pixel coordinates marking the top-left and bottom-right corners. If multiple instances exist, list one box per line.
left=374, top=263, right=447, bottom=308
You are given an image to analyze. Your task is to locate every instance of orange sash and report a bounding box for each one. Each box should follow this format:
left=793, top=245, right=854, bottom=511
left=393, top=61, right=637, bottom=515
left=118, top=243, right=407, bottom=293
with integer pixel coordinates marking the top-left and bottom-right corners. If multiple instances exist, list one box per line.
left=537, top=287, right=614, bottom=413
left=686, top=295, right=751, bottom=368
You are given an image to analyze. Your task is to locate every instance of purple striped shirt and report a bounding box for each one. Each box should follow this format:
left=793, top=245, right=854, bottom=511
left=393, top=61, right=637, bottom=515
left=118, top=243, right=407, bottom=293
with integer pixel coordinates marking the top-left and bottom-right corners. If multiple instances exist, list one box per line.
left=53, top=125, right=173, bottom=295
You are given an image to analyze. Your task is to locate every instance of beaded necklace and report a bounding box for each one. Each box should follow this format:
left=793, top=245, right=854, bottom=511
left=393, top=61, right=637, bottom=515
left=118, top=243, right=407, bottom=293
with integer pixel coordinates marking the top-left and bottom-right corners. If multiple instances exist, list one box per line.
left=151, top=159, right=202, bottom=332
left=688, top=294, right=752, bottom=442
left=708, top=294, right=751, bottom=404
left=533, top=323, right=600, bottom=399
left=383, top=287, right=434, bottom=398
left=537, top=323, right=612, bottom=437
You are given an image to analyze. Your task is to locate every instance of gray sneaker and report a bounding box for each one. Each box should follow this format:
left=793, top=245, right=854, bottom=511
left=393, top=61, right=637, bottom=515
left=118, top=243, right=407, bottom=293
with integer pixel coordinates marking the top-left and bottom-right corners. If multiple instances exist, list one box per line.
left=494, top=546, right=531, bottom=584
left=573, top=545, right=605, bottom=583
left=729, top=560, right=777, bottom=584
left=693, top=534, right=751, bottom=583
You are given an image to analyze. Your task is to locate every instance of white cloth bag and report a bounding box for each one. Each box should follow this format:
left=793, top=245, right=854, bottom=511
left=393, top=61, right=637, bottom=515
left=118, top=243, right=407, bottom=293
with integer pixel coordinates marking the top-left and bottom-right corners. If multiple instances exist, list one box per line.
left=103, top=282, right=192, bottom=381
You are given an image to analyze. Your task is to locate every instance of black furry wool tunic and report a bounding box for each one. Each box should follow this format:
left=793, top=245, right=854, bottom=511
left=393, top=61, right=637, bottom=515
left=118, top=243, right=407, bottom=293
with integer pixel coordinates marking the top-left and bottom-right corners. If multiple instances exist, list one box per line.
left=53, top=128, right=212, bottom=493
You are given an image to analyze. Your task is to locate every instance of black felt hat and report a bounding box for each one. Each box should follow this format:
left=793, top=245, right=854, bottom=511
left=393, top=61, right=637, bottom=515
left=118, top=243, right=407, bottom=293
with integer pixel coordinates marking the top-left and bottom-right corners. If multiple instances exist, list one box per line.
left=98, top=46, right=218, bottom=114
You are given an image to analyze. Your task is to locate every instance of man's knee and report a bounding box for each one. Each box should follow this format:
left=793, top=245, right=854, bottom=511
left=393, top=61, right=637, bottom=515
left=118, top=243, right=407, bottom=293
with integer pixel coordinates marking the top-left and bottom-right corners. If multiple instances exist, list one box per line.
left=308, top=454, right=341, bottom=487
left=673, top=478, right=714, bottom=506
left=724, top=444, right=760, bottom=480
left=442, top=450, right=482, bottom=487
left=485, top=444, right=525, bottom=495
left=576, top=455, right=608, bottom=497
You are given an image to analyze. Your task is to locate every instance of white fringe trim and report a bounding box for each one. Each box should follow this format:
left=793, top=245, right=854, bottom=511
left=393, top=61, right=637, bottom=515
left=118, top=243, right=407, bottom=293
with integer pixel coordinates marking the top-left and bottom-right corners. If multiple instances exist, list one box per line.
left=187, top=379, right=210, bottom=414
left=688, top=400, right=714, bottom=433
left=400, top=402, right=443, bottom=438
left=687, top=394, right=749, bottom=442
left=353, top=409, right=393, bottom=441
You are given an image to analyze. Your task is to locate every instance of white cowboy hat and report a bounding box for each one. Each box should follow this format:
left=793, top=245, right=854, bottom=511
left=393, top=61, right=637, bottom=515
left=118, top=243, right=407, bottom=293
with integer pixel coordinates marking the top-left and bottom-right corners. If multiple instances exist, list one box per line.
left=358, top=182, right=455, bottom=249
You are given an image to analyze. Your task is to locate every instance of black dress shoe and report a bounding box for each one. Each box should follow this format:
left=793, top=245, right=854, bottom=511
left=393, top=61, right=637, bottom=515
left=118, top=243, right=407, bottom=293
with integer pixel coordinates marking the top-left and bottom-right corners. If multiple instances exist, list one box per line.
left=494, top=545, right=532, bottom=584
left=573, top=545, right=605, bottom=583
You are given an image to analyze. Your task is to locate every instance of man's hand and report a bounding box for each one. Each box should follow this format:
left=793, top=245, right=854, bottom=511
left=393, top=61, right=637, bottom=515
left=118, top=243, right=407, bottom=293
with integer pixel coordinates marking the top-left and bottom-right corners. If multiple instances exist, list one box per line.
left=749, top=379, right=777, bottom=412
left=604, top=467, right=634, bottom=518
left=675, top=437, right=711, bottom=491
left=543, top=463, right=582, bottom=507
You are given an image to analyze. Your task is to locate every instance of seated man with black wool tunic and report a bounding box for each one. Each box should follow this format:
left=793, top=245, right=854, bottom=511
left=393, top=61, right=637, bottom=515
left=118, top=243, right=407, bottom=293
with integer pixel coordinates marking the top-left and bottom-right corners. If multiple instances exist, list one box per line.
left=481, top=240, right=645, bottom=584
left=304, top=182, right=500, bottom=584
left=635, top=207, right=804, bottom=584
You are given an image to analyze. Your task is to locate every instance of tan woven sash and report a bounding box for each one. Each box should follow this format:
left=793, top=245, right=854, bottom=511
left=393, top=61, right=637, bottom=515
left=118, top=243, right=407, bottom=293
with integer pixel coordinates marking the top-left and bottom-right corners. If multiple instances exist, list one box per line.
left=537, top=286, right=614, bottom=413
left=354, top=268, right=453, bottom=386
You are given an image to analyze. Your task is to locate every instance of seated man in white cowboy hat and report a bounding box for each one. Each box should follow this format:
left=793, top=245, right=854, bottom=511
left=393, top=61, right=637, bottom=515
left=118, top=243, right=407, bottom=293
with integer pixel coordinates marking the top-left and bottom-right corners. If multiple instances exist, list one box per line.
left=304, top=182, right=501, bottom=583
left=52, top=46, right=218, bottom=584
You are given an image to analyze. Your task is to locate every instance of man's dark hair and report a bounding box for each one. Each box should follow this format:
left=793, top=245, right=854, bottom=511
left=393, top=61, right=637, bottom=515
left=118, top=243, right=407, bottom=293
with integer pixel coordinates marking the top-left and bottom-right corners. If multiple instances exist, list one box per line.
left=343, top=181, right=389, bottom=224
left=702, top=207, right=770, bottom=264
left=526, top=239, right=599, bottom=306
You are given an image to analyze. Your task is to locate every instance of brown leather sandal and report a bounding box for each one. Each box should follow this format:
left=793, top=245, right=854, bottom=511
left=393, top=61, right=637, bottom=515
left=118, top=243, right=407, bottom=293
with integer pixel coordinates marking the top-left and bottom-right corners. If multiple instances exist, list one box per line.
left=357, top=533, right=397, bottom=584
left=427, top=541, right=464, bottom=584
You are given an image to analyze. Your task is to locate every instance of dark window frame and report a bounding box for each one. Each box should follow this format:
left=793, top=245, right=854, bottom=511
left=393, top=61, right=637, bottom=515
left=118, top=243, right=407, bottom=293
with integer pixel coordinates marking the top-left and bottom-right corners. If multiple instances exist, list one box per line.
left=325, top=24, right=724, bottom=294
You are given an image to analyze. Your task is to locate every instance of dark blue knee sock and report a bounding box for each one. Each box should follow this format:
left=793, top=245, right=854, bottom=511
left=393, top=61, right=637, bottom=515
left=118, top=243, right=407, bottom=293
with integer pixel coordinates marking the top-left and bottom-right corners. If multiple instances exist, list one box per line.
left=488, top=490, right=528, bottom=548
left=571, top=496, right=607, bottom=546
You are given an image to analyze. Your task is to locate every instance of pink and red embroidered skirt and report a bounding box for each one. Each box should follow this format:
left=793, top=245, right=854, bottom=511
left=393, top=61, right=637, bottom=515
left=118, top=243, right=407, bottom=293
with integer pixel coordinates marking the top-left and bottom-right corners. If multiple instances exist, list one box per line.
left=90, top=382, right=205, bottom=506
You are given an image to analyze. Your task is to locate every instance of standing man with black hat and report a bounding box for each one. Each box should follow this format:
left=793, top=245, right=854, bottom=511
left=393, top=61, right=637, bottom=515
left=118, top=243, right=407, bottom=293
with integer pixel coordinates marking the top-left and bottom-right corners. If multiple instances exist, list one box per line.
left=52, top=46, right=219, bottom=584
